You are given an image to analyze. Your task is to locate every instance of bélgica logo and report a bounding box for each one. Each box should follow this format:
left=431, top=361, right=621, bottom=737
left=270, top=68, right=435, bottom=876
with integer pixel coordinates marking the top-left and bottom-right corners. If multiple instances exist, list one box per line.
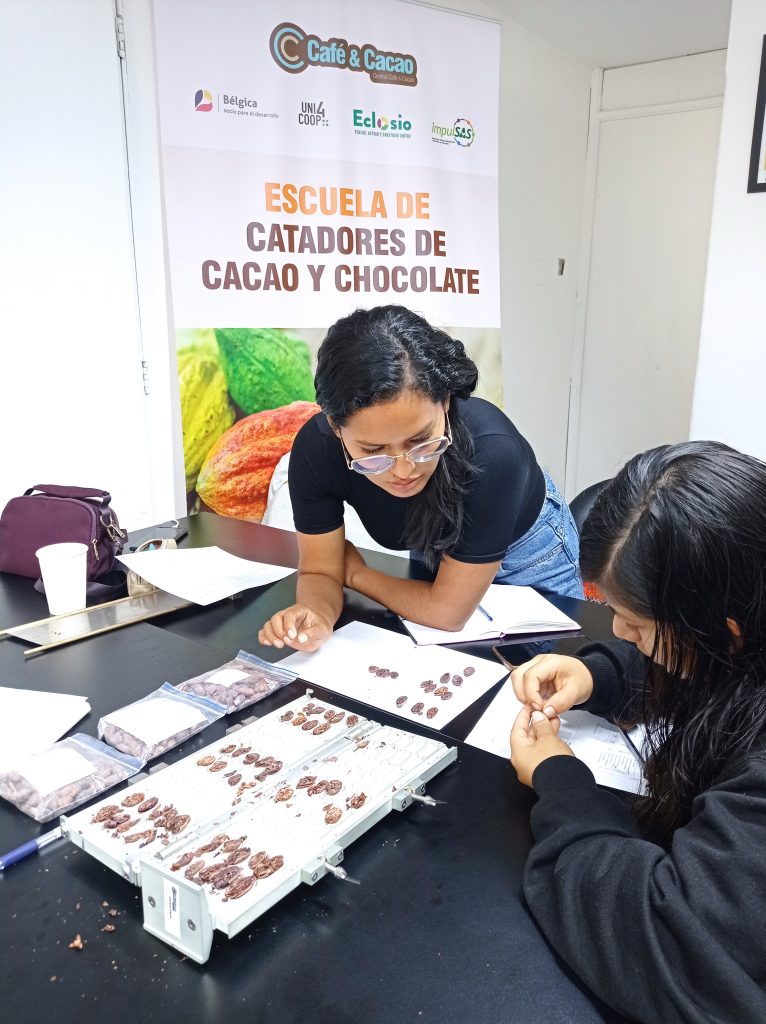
left=194, top=89, right=213, bottom=112
left=223, top=94, right=258, bottom=111
left=299, top=100, right=328, bottom=127
left=353, top=108, right=412, bottom=139
left=432, top=117, right=475, bottom=148
left=270, top=22, right=417, bottom=87
left=193, top=89, right=279, bottom=120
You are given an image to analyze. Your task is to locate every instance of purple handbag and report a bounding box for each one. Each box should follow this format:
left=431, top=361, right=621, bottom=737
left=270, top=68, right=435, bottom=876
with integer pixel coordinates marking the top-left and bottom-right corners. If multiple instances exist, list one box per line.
left=0, top=484, right=127, bottom=580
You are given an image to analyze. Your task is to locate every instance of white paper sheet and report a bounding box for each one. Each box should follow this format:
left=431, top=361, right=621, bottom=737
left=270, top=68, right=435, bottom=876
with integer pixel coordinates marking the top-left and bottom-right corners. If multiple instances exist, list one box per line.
left=102, top=697, right=206, bottom=745
left=15, top=747, right=93, bottom=792
left=0, top=687, right=91, bottom=771
left=117, top=546, right=294, bottom=605
left=464, top=680, right=646, bottom=794
left=400, top=584, right=580, bottom=645
left=279, top=621, right=507, bottom=727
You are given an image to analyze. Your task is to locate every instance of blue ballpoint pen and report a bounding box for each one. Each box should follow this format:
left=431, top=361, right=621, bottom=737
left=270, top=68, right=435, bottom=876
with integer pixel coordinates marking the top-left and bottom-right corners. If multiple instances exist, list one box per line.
left=0, top=825, right=63, bottom=870
left=478, top=604, right=494, bottom=622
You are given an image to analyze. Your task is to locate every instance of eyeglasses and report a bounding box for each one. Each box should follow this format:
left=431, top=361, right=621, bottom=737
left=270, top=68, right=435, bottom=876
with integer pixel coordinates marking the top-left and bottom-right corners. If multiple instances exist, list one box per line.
left=340, top=412, right=452, bottom=476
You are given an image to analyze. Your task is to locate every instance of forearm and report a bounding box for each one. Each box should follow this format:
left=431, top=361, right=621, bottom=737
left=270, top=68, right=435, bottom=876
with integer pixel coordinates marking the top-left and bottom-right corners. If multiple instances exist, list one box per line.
left=296, top=571, right=344, bottom=626
left=346, top=563, right=468, bottom=630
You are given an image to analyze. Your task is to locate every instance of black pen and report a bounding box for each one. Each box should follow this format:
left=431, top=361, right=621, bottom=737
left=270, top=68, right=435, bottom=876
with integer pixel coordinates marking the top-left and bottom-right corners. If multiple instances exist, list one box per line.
left=492, top=646, right=518, bottom=673
left=616, top=724, right=646, bottom=768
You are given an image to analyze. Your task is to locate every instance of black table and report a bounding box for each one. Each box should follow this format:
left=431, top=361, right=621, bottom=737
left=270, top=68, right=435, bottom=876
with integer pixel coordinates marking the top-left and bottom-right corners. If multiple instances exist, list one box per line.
left=0, top=513, right=626, bottom=1024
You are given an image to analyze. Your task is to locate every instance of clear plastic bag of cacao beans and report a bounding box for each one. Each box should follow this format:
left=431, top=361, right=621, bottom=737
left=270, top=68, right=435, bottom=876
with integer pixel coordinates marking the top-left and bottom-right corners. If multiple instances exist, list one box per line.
left=0, top=733, right=144, bottom=822
left=98, top=683, right=226, bottom=762
left=173, top=650, right=297, bottom=713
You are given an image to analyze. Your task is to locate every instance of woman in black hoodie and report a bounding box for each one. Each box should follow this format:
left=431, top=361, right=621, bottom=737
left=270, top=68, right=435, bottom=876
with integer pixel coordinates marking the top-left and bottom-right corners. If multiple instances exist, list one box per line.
left=510, top=440, right=766, bottom=1024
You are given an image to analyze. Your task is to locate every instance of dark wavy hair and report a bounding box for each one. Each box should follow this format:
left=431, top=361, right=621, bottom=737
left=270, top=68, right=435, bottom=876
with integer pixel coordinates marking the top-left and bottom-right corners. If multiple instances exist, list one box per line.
left=315, top=305, right=479, bottom=568
left=580, top=441, right=766, bottom=846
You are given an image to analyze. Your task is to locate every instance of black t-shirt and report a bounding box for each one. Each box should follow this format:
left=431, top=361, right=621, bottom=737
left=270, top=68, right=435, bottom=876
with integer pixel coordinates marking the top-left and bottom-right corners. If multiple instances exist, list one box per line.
left=288, top=396, right=545, bottom=563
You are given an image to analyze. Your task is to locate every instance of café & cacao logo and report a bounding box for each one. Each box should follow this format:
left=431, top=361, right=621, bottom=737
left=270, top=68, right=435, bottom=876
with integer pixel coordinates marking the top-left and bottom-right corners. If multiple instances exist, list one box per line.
left=270, top=22, right=417, bottom=87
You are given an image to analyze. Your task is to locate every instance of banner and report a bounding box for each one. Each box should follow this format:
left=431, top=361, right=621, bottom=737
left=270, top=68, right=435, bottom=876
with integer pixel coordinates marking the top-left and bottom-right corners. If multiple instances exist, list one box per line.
left=152, top=0, right=501, bottom=515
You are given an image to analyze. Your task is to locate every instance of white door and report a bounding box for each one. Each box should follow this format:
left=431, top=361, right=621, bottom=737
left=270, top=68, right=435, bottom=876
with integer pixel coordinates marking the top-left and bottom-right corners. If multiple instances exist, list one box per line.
left=569, top=90, right=722, bottom=495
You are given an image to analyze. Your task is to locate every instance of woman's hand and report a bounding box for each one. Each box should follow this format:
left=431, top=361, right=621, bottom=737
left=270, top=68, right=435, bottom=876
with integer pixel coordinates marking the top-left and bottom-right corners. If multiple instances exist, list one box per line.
left=510, top=705, right=574, bottom=787
left=343, top=540, right=367, bottom=589
left=510, top=654, right=594, bottom=718
left=258, top=604, right=334, bottom=653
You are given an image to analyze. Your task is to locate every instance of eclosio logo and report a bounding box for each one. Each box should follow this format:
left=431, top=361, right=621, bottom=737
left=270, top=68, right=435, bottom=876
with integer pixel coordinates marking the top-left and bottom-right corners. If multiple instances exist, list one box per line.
left=431, top=117, right=474, bottom=148
left=353, top=109, right=412, bottom=139
left=194, top=89, right=213, bottom=112
left=270, top=22, right=417, bottom=87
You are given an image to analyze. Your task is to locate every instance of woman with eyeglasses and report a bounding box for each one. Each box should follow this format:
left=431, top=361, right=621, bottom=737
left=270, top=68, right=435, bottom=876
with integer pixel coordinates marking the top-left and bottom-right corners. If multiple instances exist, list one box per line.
left=509, top=441, right=766, bottom=1022
left=258, top=305, right=581, bottom=652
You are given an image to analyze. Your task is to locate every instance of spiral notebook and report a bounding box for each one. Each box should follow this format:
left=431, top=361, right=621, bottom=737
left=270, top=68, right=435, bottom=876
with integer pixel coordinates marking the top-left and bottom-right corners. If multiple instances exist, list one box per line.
left=400, top=584, right=580, bottom=645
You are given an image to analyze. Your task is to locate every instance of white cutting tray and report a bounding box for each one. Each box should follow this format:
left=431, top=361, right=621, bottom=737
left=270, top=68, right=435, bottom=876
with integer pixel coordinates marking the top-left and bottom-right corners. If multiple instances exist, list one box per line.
left=62, top=692, right=456, bottom=962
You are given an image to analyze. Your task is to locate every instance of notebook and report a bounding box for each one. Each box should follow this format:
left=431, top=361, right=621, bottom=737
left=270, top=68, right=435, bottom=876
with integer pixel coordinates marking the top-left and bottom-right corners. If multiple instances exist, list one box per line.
left=400, top=583, right=580, bottom=645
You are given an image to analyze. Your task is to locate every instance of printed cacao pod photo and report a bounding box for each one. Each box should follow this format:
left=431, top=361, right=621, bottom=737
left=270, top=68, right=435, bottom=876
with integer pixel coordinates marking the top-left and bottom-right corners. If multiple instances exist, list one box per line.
left=196, top=400, right=320, bottom=522
left=177, top=340, right=236, bottom=493
left=214, top=327, right=315, bottom=415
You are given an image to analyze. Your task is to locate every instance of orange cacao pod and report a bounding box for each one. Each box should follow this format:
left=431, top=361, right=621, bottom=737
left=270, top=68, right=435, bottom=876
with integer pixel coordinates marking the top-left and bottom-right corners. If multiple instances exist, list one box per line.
left=197, top=401, right=320, bottom=522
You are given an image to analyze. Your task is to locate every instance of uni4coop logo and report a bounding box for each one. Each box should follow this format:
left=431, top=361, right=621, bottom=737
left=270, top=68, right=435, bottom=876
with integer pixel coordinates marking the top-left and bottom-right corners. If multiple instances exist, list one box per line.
left=194, top=89, right=213, bottom=112
left=432, top=117, right=475, bottom=147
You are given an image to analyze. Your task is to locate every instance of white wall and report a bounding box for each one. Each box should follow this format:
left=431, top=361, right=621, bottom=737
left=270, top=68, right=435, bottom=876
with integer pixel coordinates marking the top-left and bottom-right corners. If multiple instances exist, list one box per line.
left=423, top=4, right=593, bottom=483
left=423, top=2, right=592, bottom=484
left=496, top=21, right=591, bottom=485
left=691, top=0, right=766, bottom=456
left=0, top=0, right=176, bottom=530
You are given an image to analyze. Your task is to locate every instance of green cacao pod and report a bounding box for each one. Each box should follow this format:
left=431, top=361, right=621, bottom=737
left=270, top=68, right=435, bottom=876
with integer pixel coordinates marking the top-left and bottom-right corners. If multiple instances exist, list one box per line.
left=214, top=328, right=315, bottom=415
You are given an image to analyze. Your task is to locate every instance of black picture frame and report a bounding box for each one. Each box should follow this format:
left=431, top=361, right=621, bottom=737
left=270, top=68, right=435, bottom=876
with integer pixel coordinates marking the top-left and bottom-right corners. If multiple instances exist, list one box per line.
left=748, top=35, right=766, bottom=193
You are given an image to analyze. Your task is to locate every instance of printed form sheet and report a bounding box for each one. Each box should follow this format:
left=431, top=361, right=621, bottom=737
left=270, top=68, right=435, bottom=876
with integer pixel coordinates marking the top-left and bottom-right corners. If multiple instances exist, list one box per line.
left=465, top=680, right=647, bottom=794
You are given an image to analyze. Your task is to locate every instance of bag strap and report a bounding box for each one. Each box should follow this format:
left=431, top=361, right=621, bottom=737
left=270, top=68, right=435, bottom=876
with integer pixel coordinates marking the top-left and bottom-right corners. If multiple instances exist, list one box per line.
left=34, top=569, right=128, bottom=602
left=25, top=485, right=112, bottom=505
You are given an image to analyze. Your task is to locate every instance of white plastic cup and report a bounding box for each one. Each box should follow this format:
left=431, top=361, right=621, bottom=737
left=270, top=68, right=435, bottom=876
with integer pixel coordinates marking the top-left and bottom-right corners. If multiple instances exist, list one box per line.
left=35, top=542, right=88, bottom=615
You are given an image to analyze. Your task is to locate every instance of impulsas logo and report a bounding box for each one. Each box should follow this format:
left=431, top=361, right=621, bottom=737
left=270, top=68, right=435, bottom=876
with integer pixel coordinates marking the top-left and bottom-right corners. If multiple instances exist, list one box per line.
left=432, top=117, right=475, bottom=147
left=270, top=22, right=417, bottom=87
left=194, top=89, right=213, bottom=112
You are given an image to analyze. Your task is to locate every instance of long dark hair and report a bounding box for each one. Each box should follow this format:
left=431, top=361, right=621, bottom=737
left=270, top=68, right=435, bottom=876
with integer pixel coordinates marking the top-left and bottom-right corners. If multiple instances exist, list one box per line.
left=315, top=305, right=479, bottom=568
left=580, top=441, right=766, bottom=846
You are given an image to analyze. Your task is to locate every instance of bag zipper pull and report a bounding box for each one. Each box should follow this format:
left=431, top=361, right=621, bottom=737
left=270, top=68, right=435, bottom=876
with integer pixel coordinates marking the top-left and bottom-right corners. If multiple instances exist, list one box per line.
left=92, top=538, right=99, bottom=560
left=100, top=512, right=126, bottom=542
